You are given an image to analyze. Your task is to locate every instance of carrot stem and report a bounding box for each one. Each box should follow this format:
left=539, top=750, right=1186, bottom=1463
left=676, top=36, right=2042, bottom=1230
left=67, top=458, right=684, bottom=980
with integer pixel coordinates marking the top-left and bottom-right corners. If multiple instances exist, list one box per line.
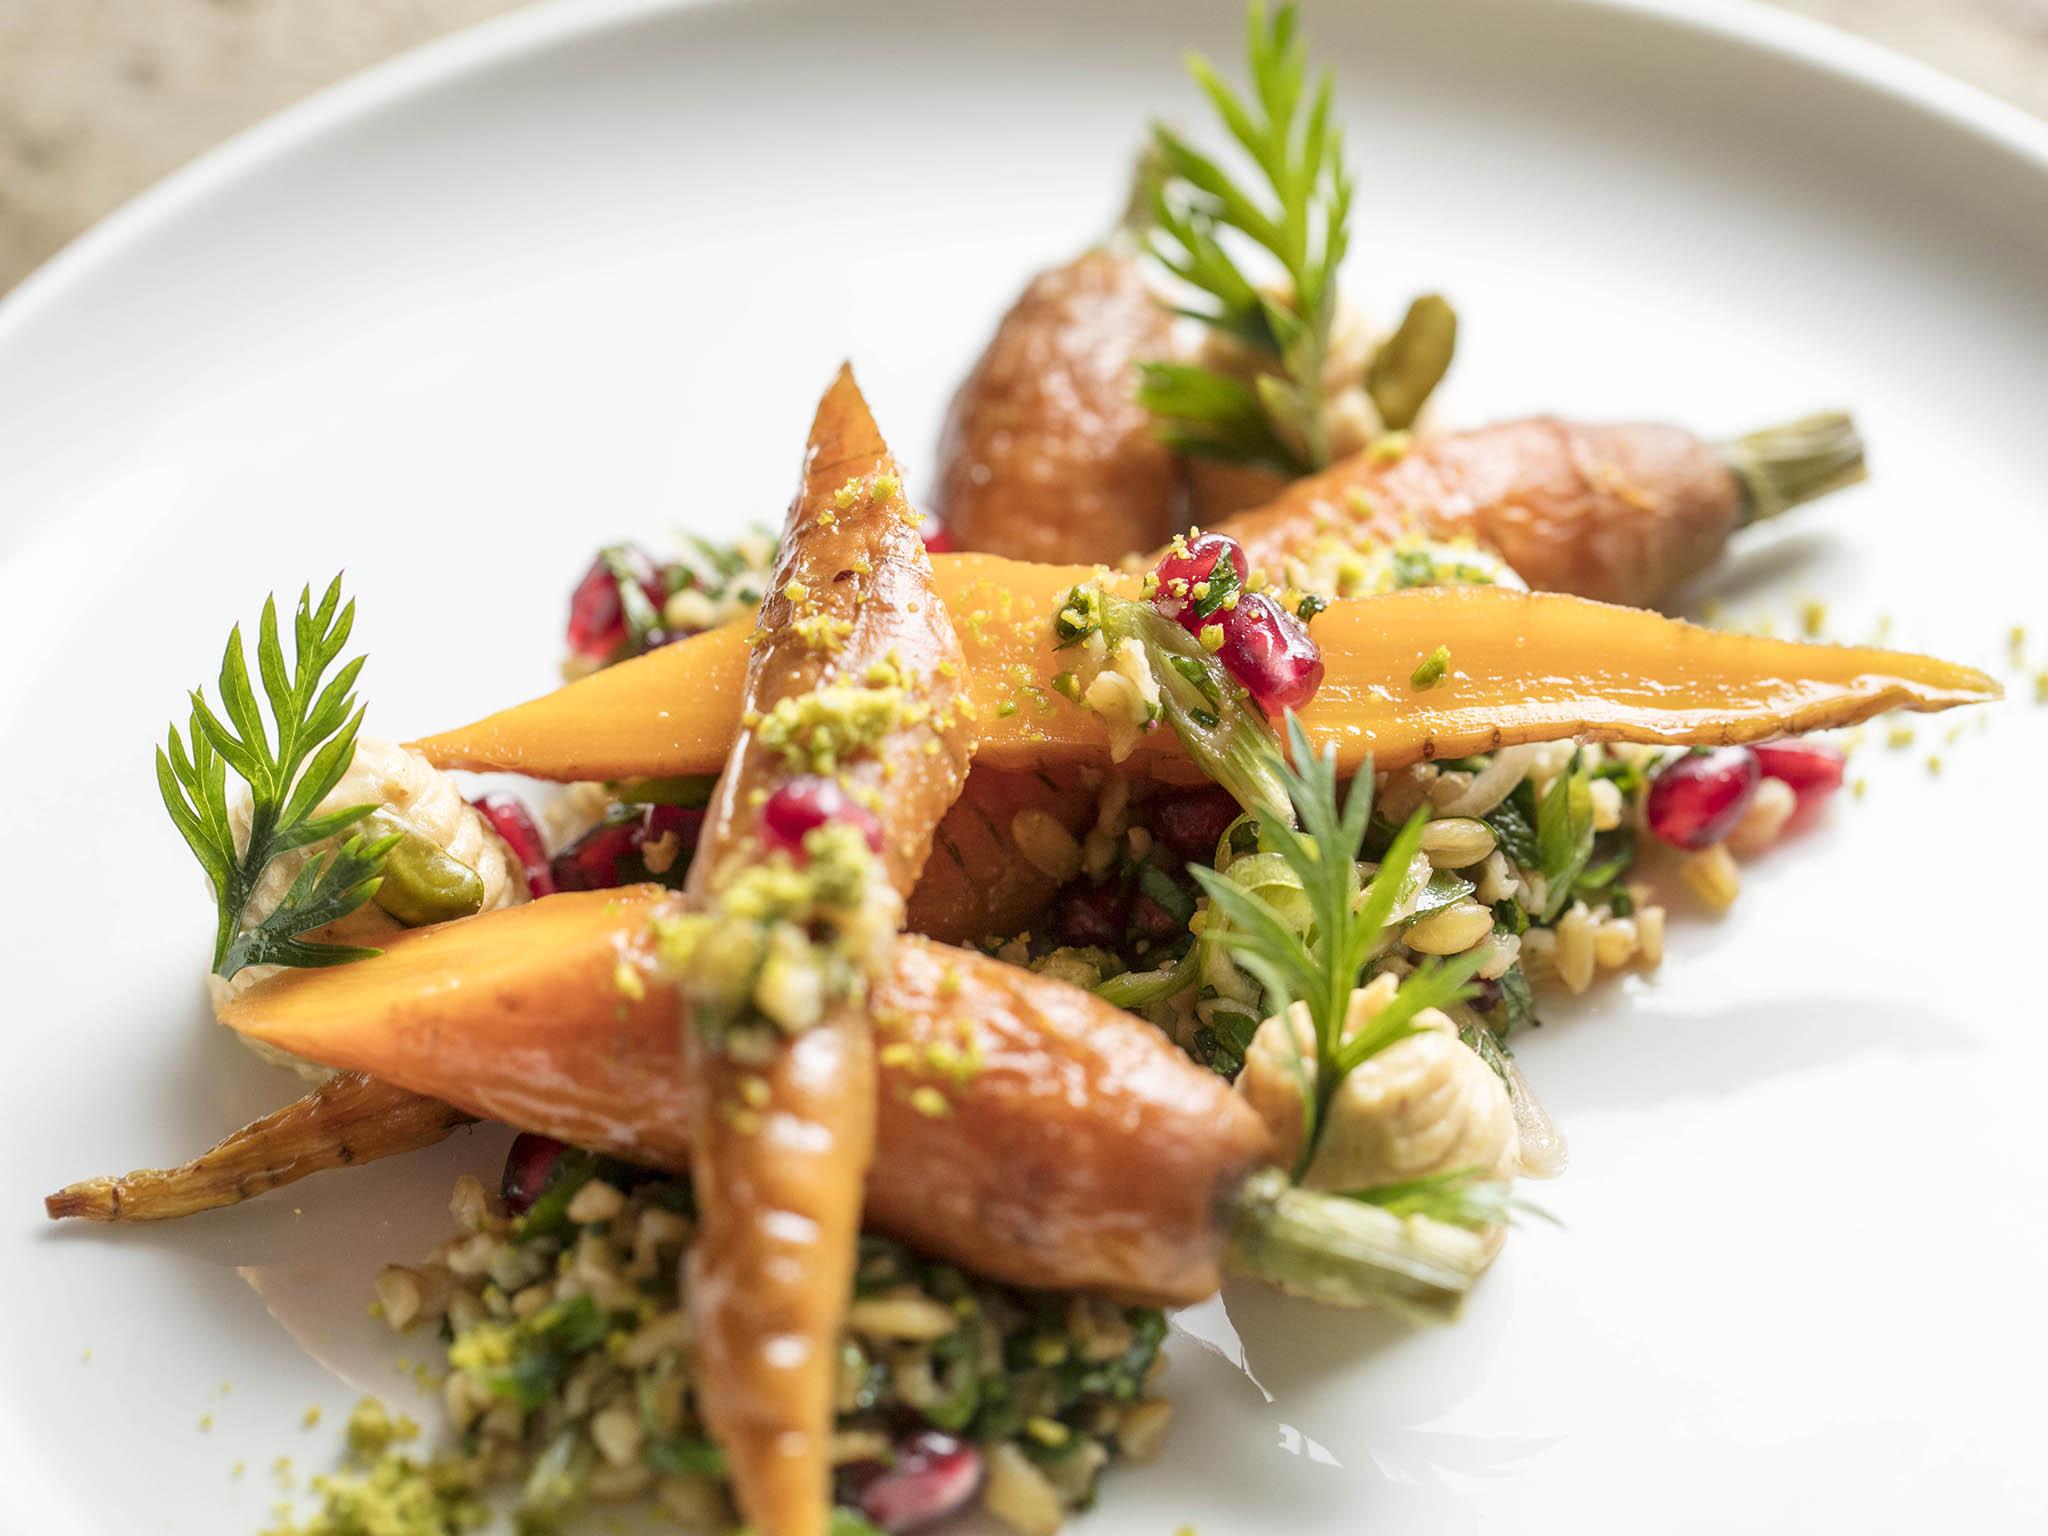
left=1718, top=410, right=1868, bottom=524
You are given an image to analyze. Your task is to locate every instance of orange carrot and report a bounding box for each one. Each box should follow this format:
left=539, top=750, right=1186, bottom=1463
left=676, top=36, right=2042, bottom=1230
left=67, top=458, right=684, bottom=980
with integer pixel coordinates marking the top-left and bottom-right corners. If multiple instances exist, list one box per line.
left=676, top=366, right=975, bottom=1536
left=215, top=888, right=1276, bottom=1305
left=1204, top=414, right=1866, bottom=607
left=43, top=1074, right=467, bottom=1223
left=414, top=557, right=1996, bottom=785
left=933, top=247, right=1182, bottom=565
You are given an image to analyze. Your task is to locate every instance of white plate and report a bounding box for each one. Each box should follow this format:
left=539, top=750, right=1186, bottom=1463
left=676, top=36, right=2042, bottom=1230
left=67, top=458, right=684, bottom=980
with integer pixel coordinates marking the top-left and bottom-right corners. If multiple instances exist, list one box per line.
left=3, top=1, right=2046, bottom=1531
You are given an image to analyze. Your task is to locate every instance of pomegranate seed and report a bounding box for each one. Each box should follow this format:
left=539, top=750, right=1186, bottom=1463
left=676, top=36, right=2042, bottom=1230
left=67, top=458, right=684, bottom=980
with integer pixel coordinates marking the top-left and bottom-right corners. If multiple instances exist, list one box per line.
left=1753, top=739, right=1846, bottom=807
left=1149, top=786, right=1242, bottom=862
left=1216, top=592, right=1325, bottom=714
left=501, top=1133, right=567, bottom=1217
left=551, top=804, right=704, bottom=891
left=471, top=793, right=557, bottom=897
left=1152, top=531, right=1250, bottom=632
left=1131, top=893, right=1182, bottom=941
left=1646, top=747, right=1760, bottom=850
left=1050, top=876, right=1133, bottom=949
left=920, top=522, right=956, bottom=555
left=844, top=1432, right=984, bottom=1534
left=565, top=546, right=664, bottom=661
left=760, top=778, right=885, bottom=858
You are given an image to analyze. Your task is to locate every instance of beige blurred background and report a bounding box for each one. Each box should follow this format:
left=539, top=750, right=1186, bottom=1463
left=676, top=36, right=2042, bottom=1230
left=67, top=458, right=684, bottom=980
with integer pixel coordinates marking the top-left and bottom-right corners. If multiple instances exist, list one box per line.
left=2, top=0, right=2045, bottom=294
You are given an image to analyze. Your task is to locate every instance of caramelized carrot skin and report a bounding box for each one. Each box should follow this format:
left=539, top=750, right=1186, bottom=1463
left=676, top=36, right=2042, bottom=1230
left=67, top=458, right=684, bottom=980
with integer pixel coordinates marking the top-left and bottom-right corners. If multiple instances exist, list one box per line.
left=1214, top=418, right=1740, bottom=607
left=219, top=890, right=1272, bottom=1305
left=935, top=250, right=1182, bottom=565
left=684, top=367, right=973, bottom=1536
left=906, top=764, right=1098, bottom=945
left=871, top=934, right=1269, bottom=1303
left=225, top=891, right=696, bottom=1162
left=44, top=1073, right=467, bottom=1223
left=415, top=555, right=1997, bottom=787
left=693, top=367, right=973, bottom=899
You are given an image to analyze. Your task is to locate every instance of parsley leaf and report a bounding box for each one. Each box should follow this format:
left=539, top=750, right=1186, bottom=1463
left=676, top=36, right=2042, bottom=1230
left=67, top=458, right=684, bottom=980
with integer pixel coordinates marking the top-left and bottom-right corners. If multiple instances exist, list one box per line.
left=156, top=576, right=392, bottom=977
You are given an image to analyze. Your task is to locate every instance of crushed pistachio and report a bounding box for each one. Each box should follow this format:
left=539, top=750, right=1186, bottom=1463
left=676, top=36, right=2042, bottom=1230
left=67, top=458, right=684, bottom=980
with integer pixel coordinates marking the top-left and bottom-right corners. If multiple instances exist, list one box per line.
left=1886, top=723, right=1916, bottom=749
left=1800, top=599, right=1828, bottom=638
left=345, top=1399, right=419, bottom=1460
left=612, top=960, right=647, bottom=1001
left=1411, top=644, right=1452, bottom=690
left=908, top=1086, right=952, bottom=1119
left=754, top=684, right=904, bottom=774
left=656, top=825, right=890, bottom=1041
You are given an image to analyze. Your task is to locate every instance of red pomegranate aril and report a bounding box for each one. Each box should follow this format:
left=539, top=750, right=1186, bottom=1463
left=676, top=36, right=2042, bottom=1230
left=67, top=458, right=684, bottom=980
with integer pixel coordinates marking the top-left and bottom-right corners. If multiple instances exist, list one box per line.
left=1150, top=785, right=1243, bottom=862
left=1752, top=739, right=1846, bottom=806
left=565, top=546, right=663, bottom=661
left=1217, top=591, right=1325, bottom=713
left=1152, top=531, right=1250, bottom=631
left=1051, top=875, right=1133, bottom=949
left=500, top=1132, right=567, bottom=1217
left=760, top=777, right=885, bottom=858
left=920, top=521, right=956, bottom=555
left=1646, top=747, right=1761, bottom=849
left=549, top=804, right=704, bottom=892
left=847, top=1432, right=984, bottom=1534
left=471, top=793, right=557, bottom=897
left=551, top=820, right=643, bottom=892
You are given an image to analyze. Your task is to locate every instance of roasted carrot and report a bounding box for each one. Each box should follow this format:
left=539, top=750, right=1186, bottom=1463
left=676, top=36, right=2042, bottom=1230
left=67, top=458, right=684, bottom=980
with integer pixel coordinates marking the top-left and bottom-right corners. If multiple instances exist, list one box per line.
left=1202, top=413, right=1867, bottom=608
left=215, top=887, right=1493, bottom=1317
left=413, top=555, right=1995, bottom=786
left=932, top=245, right=1182, bottom=565
left=906, top=763, right=1101, bottom=945
left=43, top=1073, right=468, bottom=1223
left=674, top=366, right=975, bottom=1536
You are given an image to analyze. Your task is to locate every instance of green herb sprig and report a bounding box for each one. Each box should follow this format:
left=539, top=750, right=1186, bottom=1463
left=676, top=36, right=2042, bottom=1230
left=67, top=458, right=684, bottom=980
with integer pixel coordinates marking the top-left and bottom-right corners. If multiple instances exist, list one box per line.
left=1350, top=1166, right=1557, bottom=1231
left=1190, top=716, right=1487, bottom=1176
left=1139, top=1, right=1352, bottom=475
left=157, top=576, right=394, bottom=978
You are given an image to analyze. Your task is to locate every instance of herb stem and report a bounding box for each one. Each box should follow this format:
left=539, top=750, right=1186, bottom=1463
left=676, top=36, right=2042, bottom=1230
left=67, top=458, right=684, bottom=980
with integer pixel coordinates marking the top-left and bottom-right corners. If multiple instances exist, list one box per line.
left=1717, top=410, right=1867, bottom=525
left=1223, top=1168, right=1498, bottom=1316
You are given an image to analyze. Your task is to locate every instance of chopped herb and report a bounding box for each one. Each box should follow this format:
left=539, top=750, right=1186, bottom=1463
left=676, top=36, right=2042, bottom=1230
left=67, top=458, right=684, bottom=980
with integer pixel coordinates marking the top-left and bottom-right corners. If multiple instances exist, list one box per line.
left=1482, top=784, right=1540, bottom=870
left=1533, top=752, right=1595, bottom=924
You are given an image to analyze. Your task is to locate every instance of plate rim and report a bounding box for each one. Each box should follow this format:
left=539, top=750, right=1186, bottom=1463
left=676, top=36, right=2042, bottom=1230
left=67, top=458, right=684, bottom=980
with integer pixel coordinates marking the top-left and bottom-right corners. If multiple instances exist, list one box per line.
left=1, top=0, right=2046, bottom=372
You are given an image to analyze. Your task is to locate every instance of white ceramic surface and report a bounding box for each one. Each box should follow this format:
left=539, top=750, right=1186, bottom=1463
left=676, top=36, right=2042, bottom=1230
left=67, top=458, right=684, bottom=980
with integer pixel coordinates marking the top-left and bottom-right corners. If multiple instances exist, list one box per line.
left=3, top=1, right=2045, bottom=1532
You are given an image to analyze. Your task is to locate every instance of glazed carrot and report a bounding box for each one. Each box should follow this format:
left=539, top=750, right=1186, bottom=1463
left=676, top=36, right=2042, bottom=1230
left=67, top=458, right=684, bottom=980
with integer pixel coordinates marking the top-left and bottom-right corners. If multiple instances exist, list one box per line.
left=414, top=555, right=1996, bottom=786
left=1205, top=413, right=1867, bottom=608
left=933, top=246, right=1182, bottom=565
left=210, top=886, right=1275, bottom=1302
left=906, top=763, right=1100, bottom=945
left=216, top=892, right=1492, bottom=1315
left=43, top=1073, right=468, bottom=1223
left=676, top=367, right=975, bottom=1536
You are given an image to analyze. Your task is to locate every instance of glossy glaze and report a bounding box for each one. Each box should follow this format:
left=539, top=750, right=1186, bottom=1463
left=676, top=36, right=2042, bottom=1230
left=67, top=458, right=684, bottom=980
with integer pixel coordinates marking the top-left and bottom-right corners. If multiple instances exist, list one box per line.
left=682, top=367, right=974, bottom=1536
left=414, top=555, right=1997, bottom=787
left=904, top=763, right=1098, bottom=945
left=1213, top=418, right=1739, bottom=607
left=933, top=248, right=1182, bottom=564
left=219, top=889, right=1272, bottom=1304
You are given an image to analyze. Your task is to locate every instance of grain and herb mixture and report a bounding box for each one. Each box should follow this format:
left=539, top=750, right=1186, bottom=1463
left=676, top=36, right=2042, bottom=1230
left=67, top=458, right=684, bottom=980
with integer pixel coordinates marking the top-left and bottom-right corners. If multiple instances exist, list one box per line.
left=267, top=1149, right=1170, bottom=1536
